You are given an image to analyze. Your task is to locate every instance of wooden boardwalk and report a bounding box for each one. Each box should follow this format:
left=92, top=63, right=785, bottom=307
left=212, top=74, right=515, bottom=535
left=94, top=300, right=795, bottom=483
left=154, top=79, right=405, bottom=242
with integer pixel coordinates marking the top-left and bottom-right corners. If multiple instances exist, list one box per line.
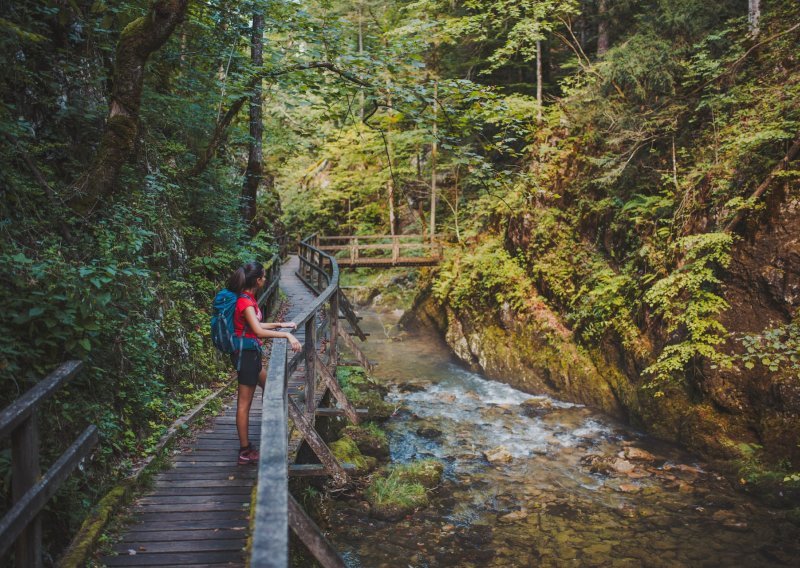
left=102, top=256, right=319, bottom=567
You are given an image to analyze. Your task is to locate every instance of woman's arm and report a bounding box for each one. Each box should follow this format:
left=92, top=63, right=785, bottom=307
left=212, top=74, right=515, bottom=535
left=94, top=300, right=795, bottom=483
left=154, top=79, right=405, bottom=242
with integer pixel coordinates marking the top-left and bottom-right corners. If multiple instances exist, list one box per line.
left=260, top=322, right=297, bottom=330
left=243, top=307, right=302, bottom=352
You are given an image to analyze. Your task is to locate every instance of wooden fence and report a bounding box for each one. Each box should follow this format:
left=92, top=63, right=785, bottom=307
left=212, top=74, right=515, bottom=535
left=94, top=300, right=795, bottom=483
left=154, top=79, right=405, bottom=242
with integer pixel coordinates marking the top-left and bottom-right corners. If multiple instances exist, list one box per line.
left=0, top=362, right=99, bottom=568
left=250, top=235, right=368, bottom=568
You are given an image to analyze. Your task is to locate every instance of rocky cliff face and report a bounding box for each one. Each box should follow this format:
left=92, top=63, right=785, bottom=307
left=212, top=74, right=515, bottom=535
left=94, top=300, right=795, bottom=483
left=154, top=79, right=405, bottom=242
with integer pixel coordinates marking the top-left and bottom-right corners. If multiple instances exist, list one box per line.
left=409, top=191, right=800, bottom=477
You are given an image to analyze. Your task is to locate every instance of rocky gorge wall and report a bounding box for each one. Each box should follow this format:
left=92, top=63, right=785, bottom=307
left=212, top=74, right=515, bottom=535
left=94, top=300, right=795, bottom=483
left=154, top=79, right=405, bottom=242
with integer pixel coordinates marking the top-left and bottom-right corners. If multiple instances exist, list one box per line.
left=405, top=192, right=800, bottom=491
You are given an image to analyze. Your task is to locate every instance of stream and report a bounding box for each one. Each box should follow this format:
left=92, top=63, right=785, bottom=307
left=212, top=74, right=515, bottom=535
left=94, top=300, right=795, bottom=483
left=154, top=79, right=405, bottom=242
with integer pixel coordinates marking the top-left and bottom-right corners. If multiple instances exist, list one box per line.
left=326, top=306, right=800, bottom=567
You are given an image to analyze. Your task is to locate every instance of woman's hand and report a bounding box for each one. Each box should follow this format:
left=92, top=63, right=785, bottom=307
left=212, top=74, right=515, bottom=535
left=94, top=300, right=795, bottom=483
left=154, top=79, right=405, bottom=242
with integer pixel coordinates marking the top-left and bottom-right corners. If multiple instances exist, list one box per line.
left=286, top=333, right=302, bottom=352
left=283, top=322, right=297, bottom=330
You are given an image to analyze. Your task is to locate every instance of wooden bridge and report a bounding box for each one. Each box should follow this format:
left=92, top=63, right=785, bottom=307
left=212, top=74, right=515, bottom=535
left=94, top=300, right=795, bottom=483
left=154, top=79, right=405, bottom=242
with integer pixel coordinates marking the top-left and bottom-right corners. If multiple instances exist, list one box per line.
left=102, top=236, right=367, bottom=567
left=0, top=233, right=404, bottom=567
left=314, top=234, right=442, bottom=267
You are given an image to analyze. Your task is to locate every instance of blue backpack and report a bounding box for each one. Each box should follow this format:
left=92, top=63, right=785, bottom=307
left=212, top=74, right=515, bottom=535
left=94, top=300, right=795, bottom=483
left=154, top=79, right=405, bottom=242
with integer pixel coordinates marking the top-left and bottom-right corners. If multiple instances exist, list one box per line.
left=211, top=289, right=260, bottom=355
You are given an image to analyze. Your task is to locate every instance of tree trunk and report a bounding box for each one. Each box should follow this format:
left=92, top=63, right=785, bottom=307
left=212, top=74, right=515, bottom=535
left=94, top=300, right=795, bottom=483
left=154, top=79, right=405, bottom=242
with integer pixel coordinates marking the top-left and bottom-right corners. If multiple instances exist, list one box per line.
left=386, top=87, right=396, bottom=236
left=536, top=40, right=543, bottom=123
left=358, top=3, right=365, bottom=120
left=242, top=11, right=264, bottom=228
left=430, top=80, right=438, bottom=242
left=748, top=0, right=761, bottom=37
left=597, top=0, right=609, bottom=56
left=71, top=0, right=189, bottom=212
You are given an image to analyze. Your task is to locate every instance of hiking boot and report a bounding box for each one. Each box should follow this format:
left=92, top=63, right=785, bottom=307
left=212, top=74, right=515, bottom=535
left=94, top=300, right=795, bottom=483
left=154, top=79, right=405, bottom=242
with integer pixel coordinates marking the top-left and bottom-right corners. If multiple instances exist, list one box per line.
left=238, top=444, right=259, bottom=465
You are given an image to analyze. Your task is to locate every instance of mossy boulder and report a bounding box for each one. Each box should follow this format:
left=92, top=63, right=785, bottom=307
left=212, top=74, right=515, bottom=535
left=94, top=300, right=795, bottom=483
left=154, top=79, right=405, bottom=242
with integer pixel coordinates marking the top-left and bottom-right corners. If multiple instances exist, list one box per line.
left=391, top=459, right=443, bottom=489
left=341, top=424, right=389, bottom=459
left=330, top=436, right=376, bottom=474
left=337, top=365, right=395, bottom=421
left=365, top=472, right=429, bottom=521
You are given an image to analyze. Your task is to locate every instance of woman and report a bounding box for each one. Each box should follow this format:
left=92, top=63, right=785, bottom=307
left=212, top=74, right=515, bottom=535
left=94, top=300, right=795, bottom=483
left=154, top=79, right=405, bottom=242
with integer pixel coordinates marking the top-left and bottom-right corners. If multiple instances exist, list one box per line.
left=227, top=261, right=302, bottom=465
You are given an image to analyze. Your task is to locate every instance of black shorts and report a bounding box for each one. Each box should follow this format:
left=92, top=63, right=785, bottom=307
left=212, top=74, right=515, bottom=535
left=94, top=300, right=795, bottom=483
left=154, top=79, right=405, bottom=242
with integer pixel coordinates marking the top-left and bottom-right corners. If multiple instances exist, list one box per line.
left=231, top=350, right=262, bottom=386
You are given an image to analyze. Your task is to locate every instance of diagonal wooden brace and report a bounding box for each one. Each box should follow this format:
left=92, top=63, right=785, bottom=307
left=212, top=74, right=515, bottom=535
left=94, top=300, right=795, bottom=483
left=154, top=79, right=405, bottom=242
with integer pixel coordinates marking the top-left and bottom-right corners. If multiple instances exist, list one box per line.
left=288, top=495, right=346, bottom=568
left=337, top=326, right=373, bottom=372
left=314, top=352, right=360, bottom=425
left=286, top=396, right=348, bottom=487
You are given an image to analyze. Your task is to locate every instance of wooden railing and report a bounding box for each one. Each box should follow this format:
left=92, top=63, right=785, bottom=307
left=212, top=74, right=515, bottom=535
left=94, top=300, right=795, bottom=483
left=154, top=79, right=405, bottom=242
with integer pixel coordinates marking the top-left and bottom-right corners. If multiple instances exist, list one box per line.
left=251, top=235, right=367, bottom=568
left=256, top=250, right=282, bottom=318
left=0, top=362, right=99, bottom=568
left=315, top=234, right=442, bottom=267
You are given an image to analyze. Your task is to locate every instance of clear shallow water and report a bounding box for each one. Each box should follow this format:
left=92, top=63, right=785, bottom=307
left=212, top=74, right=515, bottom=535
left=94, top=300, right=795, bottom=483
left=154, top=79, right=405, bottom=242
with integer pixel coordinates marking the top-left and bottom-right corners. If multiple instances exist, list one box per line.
left=326, top=308, right=800, bottom=567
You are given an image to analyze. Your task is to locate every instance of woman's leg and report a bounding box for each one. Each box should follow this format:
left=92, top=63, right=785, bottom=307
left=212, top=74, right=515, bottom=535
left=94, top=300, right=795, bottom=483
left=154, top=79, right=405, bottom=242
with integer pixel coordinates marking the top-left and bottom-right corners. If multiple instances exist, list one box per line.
left=236, top=383, right=257, bottom=448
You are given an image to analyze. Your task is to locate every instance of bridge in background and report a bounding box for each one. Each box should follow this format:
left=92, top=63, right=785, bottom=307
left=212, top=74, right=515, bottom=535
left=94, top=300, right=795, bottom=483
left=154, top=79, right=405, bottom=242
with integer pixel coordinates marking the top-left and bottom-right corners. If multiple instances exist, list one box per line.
left=314, top=234, right=442, bottom=267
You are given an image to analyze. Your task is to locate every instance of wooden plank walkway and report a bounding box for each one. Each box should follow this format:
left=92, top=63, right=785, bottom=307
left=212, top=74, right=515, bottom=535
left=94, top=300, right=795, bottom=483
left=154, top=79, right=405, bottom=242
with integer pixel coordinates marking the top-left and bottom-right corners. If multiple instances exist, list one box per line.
left=101, top=256, right=319, bottom=567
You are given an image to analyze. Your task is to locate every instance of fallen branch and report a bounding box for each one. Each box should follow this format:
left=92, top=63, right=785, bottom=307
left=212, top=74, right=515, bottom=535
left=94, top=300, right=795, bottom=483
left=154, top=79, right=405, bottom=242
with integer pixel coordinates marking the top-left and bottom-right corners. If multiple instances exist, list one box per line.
left=726, top=22, right=800, bottom=78
left=723, top=134, right=800, bottom=233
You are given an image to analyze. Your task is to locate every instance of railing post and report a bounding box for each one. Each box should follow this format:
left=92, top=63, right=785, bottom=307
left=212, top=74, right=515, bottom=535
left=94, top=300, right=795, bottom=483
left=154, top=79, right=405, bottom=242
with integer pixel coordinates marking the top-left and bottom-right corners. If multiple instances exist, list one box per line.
left=329, top=290, right=339, bottom=369
left=304, top=317, right=317, bottom=416
left=316, top=251, right=323, bottom=292
left=392, top=236, right=399, bottom=263
left=12, top=416, right=41, bottom=568
left=353, top=237, right=359, bottom=262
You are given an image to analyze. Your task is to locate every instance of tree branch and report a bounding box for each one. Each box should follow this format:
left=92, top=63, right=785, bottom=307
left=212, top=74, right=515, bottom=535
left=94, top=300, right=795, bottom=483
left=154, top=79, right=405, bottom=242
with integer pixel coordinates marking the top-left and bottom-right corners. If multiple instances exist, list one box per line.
left=723, top=134, right=800, bottom=233
left=182, top=61, right=371, bottom=178
left=262, top=61, right=371, bottom=87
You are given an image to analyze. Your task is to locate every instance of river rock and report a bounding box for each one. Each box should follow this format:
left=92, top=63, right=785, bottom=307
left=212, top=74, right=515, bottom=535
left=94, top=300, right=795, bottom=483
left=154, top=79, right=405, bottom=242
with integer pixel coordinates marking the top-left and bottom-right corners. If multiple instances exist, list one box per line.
left=397, top=382, right=427, bottom=393
left=612, top=458, right=636, bottom=474
left=622, top=447, right=657, bottom=462
left=618, top=483, right=641, bottom=493
left=520, top=398, right=556, bottom=417
left=498, top=508, right=528, bottom=523
left=711, top=510, right=748, bottom=531
left=485, top=446, right=513, bottom=464
left=416, top=426, right=443, bottom=439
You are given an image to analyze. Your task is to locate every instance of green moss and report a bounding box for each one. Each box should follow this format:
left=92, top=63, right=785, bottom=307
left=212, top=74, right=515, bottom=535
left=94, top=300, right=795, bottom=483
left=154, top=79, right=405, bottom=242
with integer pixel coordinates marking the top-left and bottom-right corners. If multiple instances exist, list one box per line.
left=390, top=459, right=443, bottom=489
left=58, top=482, right=131, bottom=567
left=330, top=435, right=376, bottom=474
left=336, top=366, right=395, bottom=421
left=365, top=470, right=429, bottom=521
left=341, top=423, right=389, bottom=459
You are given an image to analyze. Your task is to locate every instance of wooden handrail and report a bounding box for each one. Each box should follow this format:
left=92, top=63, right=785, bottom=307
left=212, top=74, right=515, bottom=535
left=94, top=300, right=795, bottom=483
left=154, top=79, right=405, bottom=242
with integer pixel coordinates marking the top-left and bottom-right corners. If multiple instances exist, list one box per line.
left=317, top=234, right=438, bottom=241
left=251, top=235, right=349, bottom=568
left=0, top=361, right=83, bottom=438
left=0, top=362, right=98, bottom=568
left=251, top=339, right=289, bottom=568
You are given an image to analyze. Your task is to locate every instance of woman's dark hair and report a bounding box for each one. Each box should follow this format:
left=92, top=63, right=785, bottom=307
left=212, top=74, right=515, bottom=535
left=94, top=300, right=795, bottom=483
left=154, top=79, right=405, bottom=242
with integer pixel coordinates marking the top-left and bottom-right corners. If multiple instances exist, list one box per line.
left=227, top=261, right=265, bottom=294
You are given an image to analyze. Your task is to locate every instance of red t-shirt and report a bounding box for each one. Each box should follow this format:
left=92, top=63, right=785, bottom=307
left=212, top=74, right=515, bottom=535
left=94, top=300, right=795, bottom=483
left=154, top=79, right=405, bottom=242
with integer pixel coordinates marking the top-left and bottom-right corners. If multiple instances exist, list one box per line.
left=233, top=292, right=262, bottom=347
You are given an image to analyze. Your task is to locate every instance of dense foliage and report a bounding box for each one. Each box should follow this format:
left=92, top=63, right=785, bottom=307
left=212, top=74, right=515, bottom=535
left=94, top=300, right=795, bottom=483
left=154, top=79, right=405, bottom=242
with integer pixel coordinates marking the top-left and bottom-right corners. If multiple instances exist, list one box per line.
left=265, top=0, right=799, bottom=476
left=0, top=0, right=283, bottom=557
left=1, top=0, right=798, bottom=560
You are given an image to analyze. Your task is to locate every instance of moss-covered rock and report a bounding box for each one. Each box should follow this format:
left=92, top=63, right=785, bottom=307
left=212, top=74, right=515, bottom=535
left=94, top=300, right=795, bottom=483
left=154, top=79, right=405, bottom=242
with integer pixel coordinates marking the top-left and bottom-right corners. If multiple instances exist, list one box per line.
left=337, top=365, right=395, bottom=421
left=330, top=436, right=376, bottom=474
left=391, top=459, right=443, bottom=489
left=364, top=471, right=429, bottom=521
left=341, top=423, right=389, bottom=459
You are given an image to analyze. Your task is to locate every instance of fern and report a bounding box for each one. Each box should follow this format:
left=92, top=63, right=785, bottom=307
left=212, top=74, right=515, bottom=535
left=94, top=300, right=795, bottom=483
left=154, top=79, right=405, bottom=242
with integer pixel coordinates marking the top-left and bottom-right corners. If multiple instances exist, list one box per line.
left=643, top=232, right=734, bottom=390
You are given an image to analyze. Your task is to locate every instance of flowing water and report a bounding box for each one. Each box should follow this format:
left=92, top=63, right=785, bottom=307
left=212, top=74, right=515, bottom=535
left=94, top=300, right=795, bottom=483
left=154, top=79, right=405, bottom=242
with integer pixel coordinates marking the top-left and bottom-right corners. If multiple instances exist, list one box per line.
left=326, top=307, right=800, bottom=567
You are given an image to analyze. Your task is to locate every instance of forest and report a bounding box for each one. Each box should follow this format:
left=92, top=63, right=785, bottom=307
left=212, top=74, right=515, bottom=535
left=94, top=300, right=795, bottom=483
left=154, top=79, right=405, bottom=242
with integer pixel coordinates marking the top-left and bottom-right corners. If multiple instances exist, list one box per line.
left=1, top=0, right=799, bottom=564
